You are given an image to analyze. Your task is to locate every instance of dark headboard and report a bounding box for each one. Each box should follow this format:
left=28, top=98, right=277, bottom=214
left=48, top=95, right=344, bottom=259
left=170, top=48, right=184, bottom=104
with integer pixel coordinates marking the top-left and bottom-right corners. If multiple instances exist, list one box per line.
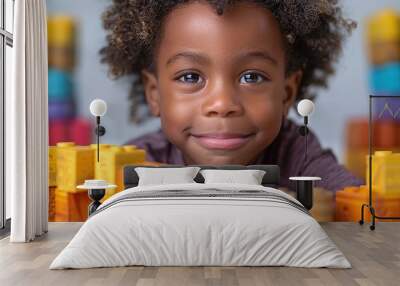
left=123, top=164, right=280, bottom=189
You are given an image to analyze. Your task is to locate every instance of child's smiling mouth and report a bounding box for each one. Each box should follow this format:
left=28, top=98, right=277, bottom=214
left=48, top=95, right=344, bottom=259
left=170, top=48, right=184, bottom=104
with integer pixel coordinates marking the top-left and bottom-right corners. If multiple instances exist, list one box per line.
left=190, top=132, right=255, bottom=150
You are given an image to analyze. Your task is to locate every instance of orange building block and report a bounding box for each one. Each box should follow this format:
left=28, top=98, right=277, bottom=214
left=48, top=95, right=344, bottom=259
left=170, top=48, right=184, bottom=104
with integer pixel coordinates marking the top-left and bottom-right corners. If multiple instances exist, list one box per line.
left=374, top=121, right=399, bottom=149
left=336, top=186, right=400, bottom=222
left=346, top=118, right=369, bottom=149
left=49, top=187, right=56, bottom=222
left=48, top=146, right=57, bottom=187
left=368, top=41, right=400, bottom=65
left=54, top=188, right=90, bottom=222
left=56, top=142, right=95, bottom=191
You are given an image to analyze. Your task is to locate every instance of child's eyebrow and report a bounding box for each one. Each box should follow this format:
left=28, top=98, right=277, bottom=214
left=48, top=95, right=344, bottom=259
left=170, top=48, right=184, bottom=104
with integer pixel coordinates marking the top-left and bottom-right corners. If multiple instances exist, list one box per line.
left=166, top=50, right=278, bottom=67
left=166, top=51, right=209, bottom=66
left=238, top=50, right=278, bottom=66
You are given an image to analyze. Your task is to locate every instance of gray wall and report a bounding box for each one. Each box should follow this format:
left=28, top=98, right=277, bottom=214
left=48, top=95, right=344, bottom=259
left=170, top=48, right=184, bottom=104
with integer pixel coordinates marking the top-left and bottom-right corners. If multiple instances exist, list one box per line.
left=47, top=0, right=400, bottom=162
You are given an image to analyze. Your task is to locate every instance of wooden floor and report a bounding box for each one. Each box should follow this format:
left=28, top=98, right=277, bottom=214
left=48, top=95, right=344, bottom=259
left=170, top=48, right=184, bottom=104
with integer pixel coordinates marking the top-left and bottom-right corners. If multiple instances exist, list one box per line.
left=0, top=222, right=398, bottom=286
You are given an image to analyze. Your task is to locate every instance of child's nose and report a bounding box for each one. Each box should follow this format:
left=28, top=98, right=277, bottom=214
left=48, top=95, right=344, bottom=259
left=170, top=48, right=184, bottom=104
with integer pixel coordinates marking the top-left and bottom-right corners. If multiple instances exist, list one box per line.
left=201, top=83, right=244, bottom=118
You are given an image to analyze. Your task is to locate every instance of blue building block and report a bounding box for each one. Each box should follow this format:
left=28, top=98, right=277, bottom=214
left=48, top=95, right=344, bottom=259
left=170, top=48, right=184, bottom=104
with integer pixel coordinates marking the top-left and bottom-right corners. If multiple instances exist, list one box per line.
left=370, top=62, right=400, bottom=95
left=48, top=68, right=73, bottom=101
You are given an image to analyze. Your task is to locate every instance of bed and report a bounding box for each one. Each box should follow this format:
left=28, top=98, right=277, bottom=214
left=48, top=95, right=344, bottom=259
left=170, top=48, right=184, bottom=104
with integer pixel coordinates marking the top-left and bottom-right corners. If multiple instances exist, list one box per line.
left=49, top=164, right=350, bottom=269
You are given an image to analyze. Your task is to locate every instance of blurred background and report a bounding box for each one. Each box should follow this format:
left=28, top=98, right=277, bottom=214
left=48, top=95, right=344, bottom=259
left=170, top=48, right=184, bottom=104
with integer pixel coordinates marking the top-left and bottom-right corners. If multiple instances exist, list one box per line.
left=46, top=0, right=400, bottom=161
left=46, top=0, right=400, bottom=222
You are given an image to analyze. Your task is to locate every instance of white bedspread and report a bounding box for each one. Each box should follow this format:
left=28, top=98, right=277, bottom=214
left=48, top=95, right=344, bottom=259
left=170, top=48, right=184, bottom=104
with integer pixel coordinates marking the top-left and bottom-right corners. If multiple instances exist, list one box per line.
left=50, top=183, right=351, bottom=269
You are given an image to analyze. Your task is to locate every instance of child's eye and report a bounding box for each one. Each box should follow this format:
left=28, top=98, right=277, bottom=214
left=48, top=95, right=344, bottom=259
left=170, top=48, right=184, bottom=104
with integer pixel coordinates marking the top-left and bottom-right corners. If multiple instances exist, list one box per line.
left=239, top=72, right=267, bottom=84
left=176, top=72, right=204, bottom=84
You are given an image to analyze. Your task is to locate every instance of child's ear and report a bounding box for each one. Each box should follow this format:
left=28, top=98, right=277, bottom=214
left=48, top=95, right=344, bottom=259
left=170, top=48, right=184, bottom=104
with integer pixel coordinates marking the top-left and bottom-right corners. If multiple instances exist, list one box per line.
left=283, top=70, right=303, bottom=116
left=141, top=69, right=161, bottom=117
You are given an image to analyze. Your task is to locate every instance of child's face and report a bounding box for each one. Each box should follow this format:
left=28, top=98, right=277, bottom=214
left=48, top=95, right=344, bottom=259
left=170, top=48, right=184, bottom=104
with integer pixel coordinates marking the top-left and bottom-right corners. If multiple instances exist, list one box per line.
left=142, top=1, right=302, bottom=165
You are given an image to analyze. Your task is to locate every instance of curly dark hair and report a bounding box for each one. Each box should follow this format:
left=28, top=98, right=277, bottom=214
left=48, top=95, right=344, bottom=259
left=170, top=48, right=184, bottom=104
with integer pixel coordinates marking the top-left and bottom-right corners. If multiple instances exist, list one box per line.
left=100, top=0, right=356, bottom=123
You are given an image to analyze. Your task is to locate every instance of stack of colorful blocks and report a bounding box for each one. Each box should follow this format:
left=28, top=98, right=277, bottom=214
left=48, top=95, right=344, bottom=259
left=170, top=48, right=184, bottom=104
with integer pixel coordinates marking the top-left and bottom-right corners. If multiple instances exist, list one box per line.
left=368, top=10, right=400, bottom=95
left=368, top=10, right=400, bottom=125
left=340, top=9, right=400, bottom=221
left=47, top=16, right=92, bottom=146
left=48, top=142, right=150, bottom=222
left=345, top=118, right=400, bottom=181
left=337, top=151, right=400, bottom=222
left=345, top=10, right=400, bottom=181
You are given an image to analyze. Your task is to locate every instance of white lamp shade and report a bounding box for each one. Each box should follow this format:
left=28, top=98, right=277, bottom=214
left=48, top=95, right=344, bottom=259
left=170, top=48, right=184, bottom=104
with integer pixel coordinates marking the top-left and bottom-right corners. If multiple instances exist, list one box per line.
left=90, top=99, right=107, bottom=117
left=297, top=99, right=315, bottom=117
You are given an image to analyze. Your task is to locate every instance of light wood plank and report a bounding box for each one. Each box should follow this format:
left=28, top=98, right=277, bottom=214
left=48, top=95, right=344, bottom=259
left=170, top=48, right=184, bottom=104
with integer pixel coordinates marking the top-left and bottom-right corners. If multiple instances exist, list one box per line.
left=0, top=222, right=399, bottom=286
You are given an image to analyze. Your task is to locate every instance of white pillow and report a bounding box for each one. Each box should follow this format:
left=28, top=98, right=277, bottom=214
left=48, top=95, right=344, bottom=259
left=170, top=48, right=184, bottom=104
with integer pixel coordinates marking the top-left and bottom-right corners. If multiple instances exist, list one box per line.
left=200, top=169, right=266, bottom=185
left=135, top=167, right=201, bottom=186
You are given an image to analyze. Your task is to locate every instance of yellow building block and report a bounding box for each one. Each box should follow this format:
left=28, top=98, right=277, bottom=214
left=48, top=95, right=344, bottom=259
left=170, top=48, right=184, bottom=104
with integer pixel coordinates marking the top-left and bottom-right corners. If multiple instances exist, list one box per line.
left=90, top=144, right=115, bottom=165
left=49, top=146, right=57, bottom=187
left=367, top=151, right=400, bottom=198
left=56, top=142, right=95, bottom=191
left=94, top=145, right=146, bottom=200
left=367, top=9, right=400, bottom=43
left=47, top=15, right=76, bottom=47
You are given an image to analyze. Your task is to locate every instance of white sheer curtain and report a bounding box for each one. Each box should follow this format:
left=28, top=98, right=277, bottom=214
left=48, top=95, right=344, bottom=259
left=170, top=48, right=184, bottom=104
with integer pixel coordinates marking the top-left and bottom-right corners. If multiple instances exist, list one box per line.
left=7, top=0, right=48, bottom=242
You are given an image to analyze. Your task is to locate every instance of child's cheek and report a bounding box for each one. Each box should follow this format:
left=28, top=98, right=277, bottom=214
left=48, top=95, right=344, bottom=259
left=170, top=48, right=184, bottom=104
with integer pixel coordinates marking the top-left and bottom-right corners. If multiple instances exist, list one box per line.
left=245, top=90, right=284, bottom=128
left=241, top=88, right=285, bottom=149
left=158, top=93, right=197, bottom=142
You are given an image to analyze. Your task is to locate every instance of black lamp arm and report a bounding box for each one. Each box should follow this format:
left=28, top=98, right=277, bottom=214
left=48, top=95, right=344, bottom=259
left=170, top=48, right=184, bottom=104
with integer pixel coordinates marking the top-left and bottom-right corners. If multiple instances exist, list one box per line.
left=297, top=116, right=309, bottom=177
left=94, top=116, right=106, bottom=162
left=304, top=116, right=308, bottom=125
